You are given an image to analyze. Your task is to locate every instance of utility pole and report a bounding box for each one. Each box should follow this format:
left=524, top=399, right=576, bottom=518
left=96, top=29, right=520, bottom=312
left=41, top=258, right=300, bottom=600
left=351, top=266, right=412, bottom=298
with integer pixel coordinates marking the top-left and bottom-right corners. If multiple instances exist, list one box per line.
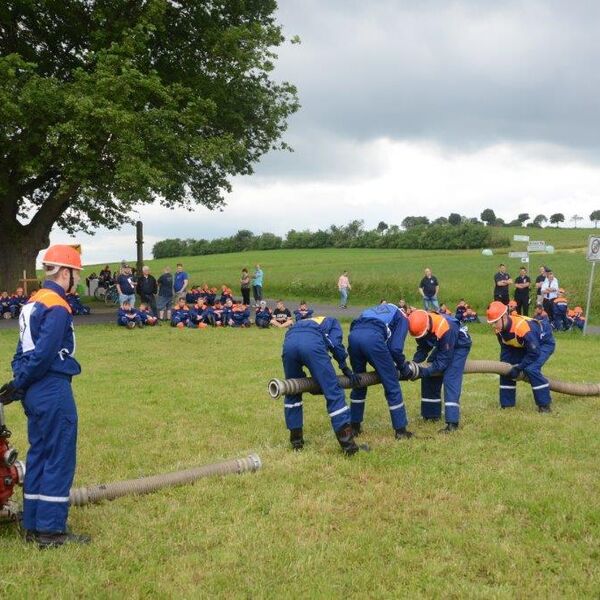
left=136, top=221, right=144, bottom=276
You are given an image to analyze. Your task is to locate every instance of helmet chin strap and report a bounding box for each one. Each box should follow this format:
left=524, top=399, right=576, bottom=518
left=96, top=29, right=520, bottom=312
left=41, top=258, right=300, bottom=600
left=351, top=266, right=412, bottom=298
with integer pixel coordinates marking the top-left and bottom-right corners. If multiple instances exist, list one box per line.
left=68, top=268, right=75, bottom=294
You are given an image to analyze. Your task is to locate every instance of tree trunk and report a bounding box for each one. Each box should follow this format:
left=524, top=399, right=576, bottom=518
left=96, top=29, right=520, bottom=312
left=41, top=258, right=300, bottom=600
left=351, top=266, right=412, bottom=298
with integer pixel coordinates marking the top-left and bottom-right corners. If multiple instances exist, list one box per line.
left=0, top=221, right=47, bottom=293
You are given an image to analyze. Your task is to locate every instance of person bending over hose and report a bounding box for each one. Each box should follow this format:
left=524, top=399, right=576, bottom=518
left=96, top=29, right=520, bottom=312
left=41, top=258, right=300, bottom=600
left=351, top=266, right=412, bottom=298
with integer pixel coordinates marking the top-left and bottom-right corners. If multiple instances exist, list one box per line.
left=486, top=301, right=555, bottom=413
left=407, top=310, right=472, bottom=433
left=281, top=316, right=366, bottom=455
left=348, top=303, right=417, bottom=440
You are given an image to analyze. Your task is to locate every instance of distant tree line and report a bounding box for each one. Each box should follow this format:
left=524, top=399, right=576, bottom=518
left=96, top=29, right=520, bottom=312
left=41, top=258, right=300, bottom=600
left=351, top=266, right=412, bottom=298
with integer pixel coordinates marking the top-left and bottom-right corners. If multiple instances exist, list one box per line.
left=480, top=209, right=600, bottom=228
left=153, top=219, right=510, bottom=259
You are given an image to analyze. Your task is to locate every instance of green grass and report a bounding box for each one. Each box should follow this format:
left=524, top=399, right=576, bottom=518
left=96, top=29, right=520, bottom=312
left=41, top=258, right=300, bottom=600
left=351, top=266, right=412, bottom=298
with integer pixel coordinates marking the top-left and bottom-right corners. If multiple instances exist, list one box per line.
left=0, top=323, right=599, bottom=597
left=86, top=228, right=599, bottom=319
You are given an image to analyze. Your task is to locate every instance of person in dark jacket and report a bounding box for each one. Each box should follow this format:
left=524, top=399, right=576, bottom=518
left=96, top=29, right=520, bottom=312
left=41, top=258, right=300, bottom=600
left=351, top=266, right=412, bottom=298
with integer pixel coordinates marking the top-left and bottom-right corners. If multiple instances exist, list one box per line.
left=136, top=266, right=158, bottom=316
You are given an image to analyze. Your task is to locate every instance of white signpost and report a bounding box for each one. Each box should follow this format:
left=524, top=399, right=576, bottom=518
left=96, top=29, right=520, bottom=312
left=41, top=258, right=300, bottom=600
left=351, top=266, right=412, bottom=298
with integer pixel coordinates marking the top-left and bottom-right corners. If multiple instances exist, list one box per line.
left=527, top=240, right=546, bottom=252
left=583, top=236, right=600, bottom=335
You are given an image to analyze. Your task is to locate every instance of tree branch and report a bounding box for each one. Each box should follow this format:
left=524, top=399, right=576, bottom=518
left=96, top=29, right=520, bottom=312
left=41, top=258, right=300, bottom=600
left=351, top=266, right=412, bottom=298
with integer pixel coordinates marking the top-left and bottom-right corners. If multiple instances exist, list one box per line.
left=27, top=181, right=80, bottom=241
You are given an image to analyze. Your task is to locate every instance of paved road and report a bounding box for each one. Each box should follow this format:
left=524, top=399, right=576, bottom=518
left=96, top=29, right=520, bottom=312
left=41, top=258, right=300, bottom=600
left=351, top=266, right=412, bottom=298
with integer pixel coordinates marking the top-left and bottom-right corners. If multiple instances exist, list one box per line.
left=1, top=300, right=599, bottom=334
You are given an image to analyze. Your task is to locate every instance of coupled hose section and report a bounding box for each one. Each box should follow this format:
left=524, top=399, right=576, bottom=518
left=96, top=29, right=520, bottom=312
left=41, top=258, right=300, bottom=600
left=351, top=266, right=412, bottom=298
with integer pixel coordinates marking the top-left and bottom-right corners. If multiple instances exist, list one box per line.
left=268, top=360, right=600, bottom=399
left=69, top=454, right=262, bottom=507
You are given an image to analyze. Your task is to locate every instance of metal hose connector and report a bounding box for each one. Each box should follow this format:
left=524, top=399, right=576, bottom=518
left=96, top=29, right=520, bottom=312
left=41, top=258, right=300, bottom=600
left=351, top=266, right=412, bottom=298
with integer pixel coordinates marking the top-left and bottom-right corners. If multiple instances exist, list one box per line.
left=70, top=454, right=262, bottom=507
left=268, top=360, right=600, bottom=399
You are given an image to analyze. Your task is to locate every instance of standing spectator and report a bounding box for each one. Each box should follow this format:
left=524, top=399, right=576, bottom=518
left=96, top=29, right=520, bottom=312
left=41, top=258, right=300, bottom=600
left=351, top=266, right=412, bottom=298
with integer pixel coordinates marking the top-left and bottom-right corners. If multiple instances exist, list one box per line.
left=99, top=265, right=112, bottom=287
left=173, top=263, right=189, bottom=301
left=418, top=267, right=440, bottom=311
left=116, top=265, right=136, bottom=307
left=534, top=265, right=546, bottom=306
left=493, top=263, right=512, bottom=305
left=157, top=266, right=174, bottom=321
left=252, top=264, right=264, bottom=306
left=337, top=270, right=351, bottom=309
left=136, top=266, right=158, bottom=316
left=541, top=268, right=559, bottom=322
left=240, top=268, right=251, bottom=306
left=513, top=266, right=531, bottom=316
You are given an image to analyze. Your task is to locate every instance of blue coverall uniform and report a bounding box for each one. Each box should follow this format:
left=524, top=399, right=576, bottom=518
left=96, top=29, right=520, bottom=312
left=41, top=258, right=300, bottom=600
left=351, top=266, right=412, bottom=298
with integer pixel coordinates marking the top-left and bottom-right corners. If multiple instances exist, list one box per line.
left=11, top=281, right=81, bottom=534
left=413, top=313, right=472, bottom=424
left=171, top=306, right=190, bottom=327
left=117, top=307, right=141, bottom=326
left=348, top=304, right=410, bottom=431
left=255, top=308, right=272, bottom=328
left=497, top=315, right=555, bottom=408
left=552, top=297, right=570, bottom=331
left=282, top=317, right=351, bottom=433
left=293, top=308, right=314, bottom=322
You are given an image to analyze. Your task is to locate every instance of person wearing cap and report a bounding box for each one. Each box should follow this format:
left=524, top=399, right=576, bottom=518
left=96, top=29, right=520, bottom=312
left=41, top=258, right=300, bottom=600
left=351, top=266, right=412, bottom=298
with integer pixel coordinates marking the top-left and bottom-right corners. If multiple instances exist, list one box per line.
left=0, top=245, right=90, bottom=547
left=407, top=309, right=472, bottom=432
left=255, top=301, right=272, bottom=328
left=281, top=315, right=365, bottom=455
left=486, top=300, right=555, bottom=413
left=534, top=266, right=546, bottom=307
left=541, top=269, right=559, bottom=322
left=347, top=303, right=416, bottom=440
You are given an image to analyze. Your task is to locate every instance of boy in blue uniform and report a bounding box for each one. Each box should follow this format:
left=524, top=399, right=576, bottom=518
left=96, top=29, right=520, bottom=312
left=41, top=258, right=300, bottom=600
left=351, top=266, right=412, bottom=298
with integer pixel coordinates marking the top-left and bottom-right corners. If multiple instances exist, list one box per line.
left=9, top=288, right=28, bottom=318
left=171, top=298, right=191, bottom=328
left=0, top=245, right=89, bottom=547
left=486, top=301, right=555, bottom=412
left=0, top=291, right=12, bottom=318
left=255, top=301, right=272, bottom=328
left=293, top=301, right=314, bottom=322
left=117, top=301, right=141, bottom=328
left=231, top=304, right=251, bottom=327
left=348, top=303, right=416, bottom=439
left=281, top=316, right=364, bottom=454
left=137, top=303, right=158, bottom=326
left=407, top=310, right=472, bottom=432
left=66, top=292, right=90, bottom=315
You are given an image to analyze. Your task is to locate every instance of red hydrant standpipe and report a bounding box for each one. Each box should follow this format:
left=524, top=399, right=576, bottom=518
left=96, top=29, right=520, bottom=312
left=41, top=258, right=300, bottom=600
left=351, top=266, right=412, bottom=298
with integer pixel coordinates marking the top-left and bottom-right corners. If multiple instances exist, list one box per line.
left=267, top=359, right=600, bottom=399
left=69, top=454, right=262, bottom=507
left=0, top=405, right=25, bottom=520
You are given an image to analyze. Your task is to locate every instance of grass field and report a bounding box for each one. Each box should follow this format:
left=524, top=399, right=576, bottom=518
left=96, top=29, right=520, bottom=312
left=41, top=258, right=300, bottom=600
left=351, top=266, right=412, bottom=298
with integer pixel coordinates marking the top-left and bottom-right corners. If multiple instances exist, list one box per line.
left=0, top=322, right=598, bottom=597
left=86, top=226, right=599, bottom=320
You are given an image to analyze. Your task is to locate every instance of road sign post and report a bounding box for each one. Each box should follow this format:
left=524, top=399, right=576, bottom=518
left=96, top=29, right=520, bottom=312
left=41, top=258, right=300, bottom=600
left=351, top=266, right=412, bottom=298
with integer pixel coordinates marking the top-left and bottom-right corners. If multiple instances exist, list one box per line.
left=583, top=236, right=600, bottom=335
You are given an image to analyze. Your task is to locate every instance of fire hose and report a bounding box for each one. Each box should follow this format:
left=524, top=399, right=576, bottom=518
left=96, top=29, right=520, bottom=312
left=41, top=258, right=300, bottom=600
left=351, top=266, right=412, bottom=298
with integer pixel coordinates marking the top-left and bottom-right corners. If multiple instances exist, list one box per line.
left=267, top=359, right=600, bottom=399
left=69, top=454, right=262, bottom=507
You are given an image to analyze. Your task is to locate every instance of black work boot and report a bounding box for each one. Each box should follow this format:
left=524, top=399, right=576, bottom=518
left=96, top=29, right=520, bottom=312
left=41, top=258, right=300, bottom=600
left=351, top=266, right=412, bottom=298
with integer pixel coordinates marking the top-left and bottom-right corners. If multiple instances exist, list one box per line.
left=335, top=424, right=368, bottom=456
left=538, top=405, right=552, bottom=413
left=394, top=427, right=414, bottom=440
left=350, top=422, right=362, bottom=436
left=35, top=530, right=91, bottom=549
left=289, top=428, right=304, bottom=451
left=423, top=416, right=441, bottom=422
left=439, top=422, right=459, bottom=434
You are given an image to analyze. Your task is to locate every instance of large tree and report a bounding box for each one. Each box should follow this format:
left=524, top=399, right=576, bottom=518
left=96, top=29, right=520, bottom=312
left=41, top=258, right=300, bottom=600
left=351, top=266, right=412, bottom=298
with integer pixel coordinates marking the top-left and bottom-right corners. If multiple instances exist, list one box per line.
left=590, top=210, right=600, bottom=228
left=480, top=208, right=496, bottom=226
left=0, top=1, right=298, bottom=290
left=549, top=213, right=565, bottom=227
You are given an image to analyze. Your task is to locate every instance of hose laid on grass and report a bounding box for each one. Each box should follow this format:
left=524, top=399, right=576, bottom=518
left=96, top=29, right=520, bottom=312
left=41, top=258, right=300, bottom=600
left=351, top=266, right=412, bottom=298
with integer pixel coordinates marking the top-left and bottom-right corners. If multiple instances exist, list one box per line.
left=69, top=454, right=262, bottom=507
left=267, top=360, right=600, bottom=399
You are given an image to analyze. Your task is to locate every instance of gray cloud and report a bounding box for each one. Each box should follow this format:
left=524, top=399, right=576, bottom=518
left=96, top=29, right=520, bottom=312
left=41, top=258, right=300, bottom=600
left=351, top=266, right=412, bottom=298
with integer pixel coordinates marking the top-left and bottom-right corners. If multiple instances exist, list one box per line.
left=272, top=0, right=600, bottom=152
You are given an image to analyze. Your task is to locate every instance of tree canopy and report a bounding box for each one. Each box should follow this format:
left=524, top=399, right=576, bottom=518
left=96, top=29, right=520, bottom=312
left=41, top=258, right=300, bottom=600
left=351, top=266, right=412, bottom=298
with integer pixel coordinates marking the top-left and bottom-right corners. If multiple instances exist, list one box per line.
left=0, top=0, right=299, bottom=289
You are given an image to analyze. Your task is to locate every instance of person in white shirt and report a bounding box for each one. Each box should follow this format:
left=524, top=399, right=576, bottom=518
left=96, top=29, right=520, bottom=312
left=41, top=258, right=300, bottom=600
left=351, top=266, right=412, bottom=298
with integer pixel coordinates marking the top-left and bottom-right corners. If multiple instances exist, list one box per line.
left=541, top=268, right=559, bottom=321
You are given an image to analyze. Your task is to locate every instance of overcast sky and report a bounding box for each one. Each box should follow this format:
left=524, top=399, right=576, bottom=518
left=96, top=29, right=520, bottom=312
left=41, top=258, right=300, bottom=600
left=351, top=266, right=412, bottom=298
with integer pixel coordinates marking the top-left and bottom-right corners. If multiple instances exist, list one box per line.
left=49, top=0, right=600, bottom=264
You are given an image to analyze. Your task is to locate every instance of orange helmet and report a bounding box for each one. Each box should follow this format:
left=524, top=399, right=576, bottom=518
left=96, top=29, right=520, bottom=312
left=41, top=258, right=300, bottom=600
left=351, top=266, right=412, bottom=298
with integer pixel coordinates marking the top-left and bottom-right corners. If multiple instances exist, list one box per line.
left=42, top=245, right=82, bottom=270
left=486, top=301, right=507, bottom=323
left=408, top=310, right=430, bottom=338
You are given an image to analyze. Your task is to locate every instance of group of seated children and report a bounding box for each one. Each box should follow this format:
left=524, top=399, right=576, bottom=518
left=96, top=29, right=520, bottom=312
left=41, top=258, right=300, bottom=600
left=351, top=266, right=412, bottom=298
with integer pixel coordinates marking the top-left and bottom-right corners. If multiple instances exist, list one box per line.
left=117, top=301, right=158, bottom=328
left=527, top=292, right=586, bottom=331
left=185, top=284, right=234, bottom=306
left=0, top=288, right=28, bottom=319
left=453, top=299, right=479, bottom=323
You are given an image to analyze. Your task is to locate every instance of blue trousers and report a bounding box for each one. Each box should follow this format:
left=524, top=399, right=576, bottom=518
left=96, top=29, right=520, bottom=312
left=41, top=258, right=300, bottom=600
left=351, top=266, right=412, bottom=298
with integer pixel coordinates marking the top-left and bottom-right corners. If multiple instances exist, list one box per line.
left=420, top=345, right=471, bottom=424
left=22, top=376, right=77, bottom=533
left=348, top=324, right=408, bottom=430
left=499, top=342, right=555, bottom=408
left=282, top=328, right=350, bottom=432
left=553, top=306, right=570, bottom=331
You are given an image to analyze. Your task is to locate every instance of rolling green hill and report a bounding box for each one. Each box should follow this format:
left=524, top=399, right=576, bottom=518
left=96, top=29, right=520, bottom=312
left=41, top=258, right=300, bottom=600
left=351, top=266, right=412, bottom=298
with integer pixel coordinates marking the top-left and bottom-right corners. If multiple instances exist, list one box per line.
left=87, top=228, right=598, bottom=318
